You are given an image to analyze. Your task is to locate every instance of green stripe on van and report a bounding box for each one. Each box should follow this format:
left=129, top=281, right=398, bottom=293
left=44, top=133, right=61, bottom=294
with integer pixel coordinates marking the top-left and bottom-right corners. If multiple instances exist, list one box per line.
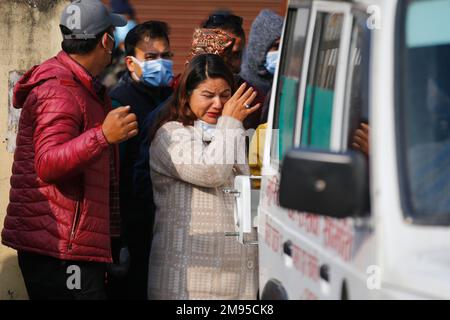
left=301, top=85, right=334, bottom=149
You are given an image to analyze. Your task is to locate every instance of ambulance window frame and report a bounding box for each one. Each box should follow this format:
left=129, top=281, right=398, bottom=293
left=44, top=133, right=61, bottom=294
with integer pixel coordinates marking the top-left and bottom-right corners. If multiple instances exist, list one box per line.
left=269, top=3, right=312, bottom=168
left=395, top=0, right=450, bottom=226
left=342, top=9, right=371, bottom=152
left=297, top=11, right=345, bottom=151
left=292, top=1, right=353, bottom=153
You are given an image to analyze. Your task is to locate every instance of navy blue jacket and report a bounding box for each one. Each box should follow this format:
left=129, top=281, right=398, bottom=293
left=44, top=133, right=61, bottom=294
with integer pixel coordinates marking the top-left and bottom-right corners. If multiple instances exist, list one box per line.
left=109, top=72, right=172, bottom=243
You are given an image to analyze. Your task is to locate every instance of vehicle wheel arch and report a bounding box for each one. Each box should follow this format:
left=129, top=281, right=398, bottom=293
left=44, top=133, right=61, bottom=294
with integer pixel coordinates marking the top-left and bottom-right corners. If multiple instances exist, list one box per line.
left=260, top=279, right=289, bottom=300
left=341, top=280, right=349, bottom=300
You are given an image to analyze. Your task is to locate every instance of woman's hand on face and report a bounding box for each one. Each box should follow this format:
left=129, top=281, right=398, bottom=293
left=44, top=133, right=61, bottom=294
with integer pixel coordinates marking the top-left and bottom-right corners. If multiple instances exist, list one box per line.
left=222, top=83, right=262, bottom=122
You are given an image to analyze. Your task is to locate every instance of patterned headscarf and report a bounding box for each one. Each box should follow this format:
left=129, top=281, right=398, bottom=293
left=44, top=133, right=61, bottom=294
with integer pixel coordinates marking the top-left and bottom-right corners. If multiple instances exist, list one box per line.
left=187, top=28, right=235, bottom=66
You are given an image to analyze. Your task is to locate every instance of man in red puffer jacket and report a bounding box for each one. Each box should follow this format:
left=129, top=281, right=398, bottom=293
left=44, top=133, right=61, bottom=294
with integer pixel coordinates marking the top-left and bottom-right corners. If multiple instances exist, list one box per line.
left=1, top=0, right=138, bottom=300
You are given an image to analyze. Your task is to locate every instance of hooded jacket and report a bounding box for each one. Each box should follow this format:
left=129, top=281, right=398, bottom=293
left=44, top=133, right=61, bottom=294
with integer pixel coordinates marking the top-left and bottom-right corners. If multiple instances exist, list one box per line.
left=240, top=9, right=284, bottom=95
left=1, top=51, right=118, bottom=263
left=239, top=9, right=284, bottom=129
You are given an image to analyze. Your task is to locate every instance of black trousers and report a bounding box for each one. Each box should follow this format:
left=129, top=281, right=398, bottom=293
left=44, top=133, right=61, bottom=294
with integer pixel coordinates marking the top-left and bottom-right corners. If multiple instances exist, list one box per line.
left=18, top=251, right=107, bottom=300
left=106, top=223, right=152, bottom=300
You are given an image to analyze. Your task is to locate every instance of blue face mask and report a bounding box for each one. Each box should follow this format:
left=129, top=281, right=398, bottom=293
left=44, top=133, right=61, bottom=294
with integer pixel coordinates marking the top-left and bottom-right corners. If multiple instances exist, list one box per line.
left=114, top=20, right=138, bottom=48
left=265, top=50, right=279, bottom=75
left=132, top=57, right=174, bottom=87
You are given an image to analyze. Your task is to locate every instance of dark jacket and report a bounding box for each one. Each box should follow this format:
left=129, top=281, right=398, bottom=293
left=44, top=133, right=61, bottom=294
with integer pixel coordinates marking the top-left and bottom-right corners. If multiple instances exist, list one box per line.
left=109, top=72, right=172, bottom=242
left=2, top=51, right=117, bottom=263
left=132, top=102, right=166, bottom=217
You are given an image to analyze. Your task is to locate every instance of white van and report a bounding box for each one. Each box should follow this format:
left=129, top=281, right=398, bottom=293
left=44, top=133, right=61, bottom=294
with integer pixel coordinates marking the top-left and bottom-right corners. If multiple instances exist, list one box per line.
left=231, top=0, right=450, bottom=299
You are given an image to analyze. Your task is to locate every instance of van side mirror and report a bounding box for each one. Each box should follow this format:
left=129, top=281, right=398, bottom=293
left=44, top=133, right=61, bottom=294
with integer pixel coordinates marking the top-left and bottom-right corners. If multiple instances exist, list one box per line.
left=279, top=149, right=369, bottom=218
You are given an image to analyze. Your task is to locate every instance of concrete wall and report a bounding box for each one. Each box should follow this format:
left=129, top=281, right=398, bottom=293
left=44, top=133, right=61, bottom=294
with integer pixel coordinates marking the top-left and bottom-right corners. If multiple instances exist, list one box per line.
left=0, top=0, right=69, bottom=300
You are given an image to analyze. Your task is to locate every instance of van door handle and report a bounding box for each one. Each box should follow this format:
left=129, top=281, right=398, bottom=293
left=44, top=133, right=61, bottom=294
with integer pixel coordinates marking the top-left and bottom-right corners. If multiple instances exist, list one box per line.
left=320, top=264, right=330, bottom=282
left=283, top=240, right=293, bottom=257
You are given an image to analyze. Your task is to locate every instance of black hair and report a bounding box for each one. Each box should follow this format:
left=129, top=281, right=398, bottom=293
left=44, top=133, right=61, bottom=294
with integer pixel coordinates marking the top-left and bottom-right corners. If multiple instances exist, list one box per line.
left=202, top=11, right=246, bottom=44
left=110, top=0, right=136, bottom=19
left=60, top=25, right=114, bottom=55
left=124, top=21, right=170, bottom=57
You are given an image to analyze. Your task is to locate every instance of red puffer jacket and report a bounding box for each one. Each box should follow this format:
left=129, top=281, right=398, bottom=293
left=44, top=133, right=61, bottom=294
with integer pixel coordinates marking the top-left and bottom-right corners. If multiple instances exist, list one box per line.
left=1, top=51, right=118, bottom=263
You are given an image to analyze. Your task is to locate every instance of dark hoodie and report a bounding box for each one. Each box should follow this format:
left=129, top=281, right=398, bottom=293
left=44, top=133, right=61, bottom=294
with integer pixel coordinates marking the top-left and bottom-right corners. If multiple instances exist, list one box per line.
left=239, top=9, right=284, bottom=129
left=240, top=9, right=284, bottom=94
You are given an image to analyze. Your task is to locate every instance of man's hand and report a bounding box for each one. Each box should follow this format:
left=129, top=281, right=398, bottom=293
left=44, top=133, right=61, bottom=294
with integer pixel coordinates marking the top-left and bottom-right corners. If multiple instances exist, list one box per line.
left=102, top=106, right=138, bottom=144
left=352, top=122, right=370, bottom=157
left=107, top=246, right=131, bottom=277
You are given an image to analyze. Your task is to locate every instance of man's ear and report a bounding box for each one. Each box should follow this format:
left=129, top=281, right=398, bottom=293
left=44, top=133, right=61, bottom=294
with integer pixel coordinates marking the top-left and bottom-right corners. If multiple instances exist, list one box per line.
left=101, top=33, right=114, bottom=54
left=125, top=56, right=135, bottom=73
left=101, top=33, right=109, bottom=49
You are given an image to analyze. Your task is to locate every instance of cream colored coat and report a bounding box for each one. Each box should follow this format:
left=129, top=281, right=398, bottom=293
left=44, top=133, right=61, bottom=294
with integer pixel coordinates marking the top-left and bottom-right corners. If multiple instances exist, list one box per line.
left=148, top=116, right=258, bottom=300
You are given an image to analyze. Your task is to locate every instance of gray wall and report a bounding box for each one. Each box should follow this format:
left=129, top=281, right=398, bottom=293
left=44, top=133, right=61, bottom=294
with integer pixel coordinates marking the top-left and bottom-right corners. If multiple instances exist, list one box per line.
left=0, top=0, right=70, bottom=300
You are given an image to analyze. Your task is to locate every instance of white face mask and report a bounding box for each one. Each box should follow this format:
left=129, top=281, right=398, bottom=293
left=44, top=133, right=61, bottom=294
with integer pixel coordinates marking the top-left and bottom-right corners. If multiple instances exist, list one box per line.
left=265, top=50, right=279, bottom=75
left=194, top=120, right=217, bottom=141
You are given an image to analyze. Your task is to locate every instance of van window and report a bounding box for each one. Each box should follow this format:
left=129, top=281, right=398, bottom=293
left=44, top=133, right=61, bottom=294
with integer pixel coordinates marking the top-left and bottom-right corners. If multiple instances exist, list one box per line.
left=300, top=12, right=344, bottom=150
left=270, top=7, right=310, bottom=163
left=398, top=0, right=450, bottom=224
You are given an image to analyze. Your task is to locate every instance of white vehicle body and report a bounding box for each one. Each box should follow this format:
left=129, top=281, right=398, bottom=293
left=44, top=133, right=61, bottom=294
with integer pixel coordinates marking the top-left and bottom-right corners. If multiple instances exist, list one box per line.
left=233, top=0, right=450, bottom=299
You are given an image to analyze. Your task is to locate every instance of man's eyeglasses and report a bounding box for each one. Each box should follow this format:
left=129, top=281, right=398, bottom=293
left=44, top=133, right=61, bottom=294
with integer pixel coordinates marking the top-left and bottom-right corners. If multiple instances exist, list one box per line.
left=145, top=51, right=174, bottom=60
left=206, top=14, right=243, bottom=27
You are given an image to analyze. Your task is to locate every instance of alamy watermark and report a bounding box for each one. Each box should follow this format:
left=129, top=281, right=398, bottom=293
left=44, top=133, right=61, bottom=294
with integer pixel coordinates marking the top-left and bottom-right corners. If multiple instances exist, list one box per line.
left=65, top=4, right=81, bottom=30
left=66, top=265, right=81, bottom=290
left=366, top=5, right=381, bottom=30
left=169, top=127, right=260, bottom=166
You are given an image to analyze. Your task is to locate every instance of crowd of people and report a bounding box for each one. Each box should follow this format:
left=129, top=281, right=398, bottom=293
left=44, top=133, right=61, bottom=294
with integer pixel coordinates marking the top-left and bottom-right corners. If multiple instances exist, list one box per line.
left=1, top=0, right=284, bottom=300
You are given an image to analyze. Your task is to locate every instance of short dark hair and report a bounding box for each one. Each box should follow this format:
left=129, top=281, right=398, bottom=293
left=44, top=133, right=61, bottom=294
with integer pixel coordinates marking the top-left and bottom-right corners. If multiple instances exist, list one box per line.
left=202, top=11, right=246, bottom=44
left=124, top=21, right=170, bottom=57
left=110, top=0, right=135, bottom=19
left=150, top=54, right=236, bottom=141
left=60, top=25, right=114, bottom=55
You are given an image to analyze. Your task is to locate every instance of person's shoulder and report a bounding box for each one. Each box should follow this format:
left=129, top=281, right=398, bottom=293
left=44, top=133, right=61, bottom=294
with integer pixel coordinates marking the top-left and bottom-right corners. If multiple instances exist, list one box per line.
left=38, top=54, right=83, bottom=85
left=35, top=77, right=77, bottom=100
left=167, top=120, right=184, bottom=126
left=258, top=122, right=268, bottom=130
left=161, top=121, right=187, bottom=130
left=109, top=73, right=132, bottom=97
left=155, top=121, right=192, bottom=141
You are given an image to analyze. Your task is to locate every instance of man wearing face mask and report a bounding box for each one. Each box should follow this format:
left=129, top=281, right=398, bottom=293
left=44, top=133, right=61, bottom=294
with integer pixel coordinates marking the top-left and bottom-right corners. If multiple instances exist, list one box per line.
left=107, top=21, right=173, bottom=300
left=1, top=0, right=138, bottom=300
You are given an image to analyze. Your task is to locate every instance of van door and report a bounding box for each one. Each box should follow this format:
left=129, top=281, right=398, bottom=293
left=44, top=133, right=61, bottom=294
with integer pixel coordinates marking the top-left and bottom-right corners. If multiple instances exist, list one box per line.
left=296, top=4, right=378, bottom=300
left=259, top=1, right=313, bottom=299
left=260, top=1, right=377, bottom=300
